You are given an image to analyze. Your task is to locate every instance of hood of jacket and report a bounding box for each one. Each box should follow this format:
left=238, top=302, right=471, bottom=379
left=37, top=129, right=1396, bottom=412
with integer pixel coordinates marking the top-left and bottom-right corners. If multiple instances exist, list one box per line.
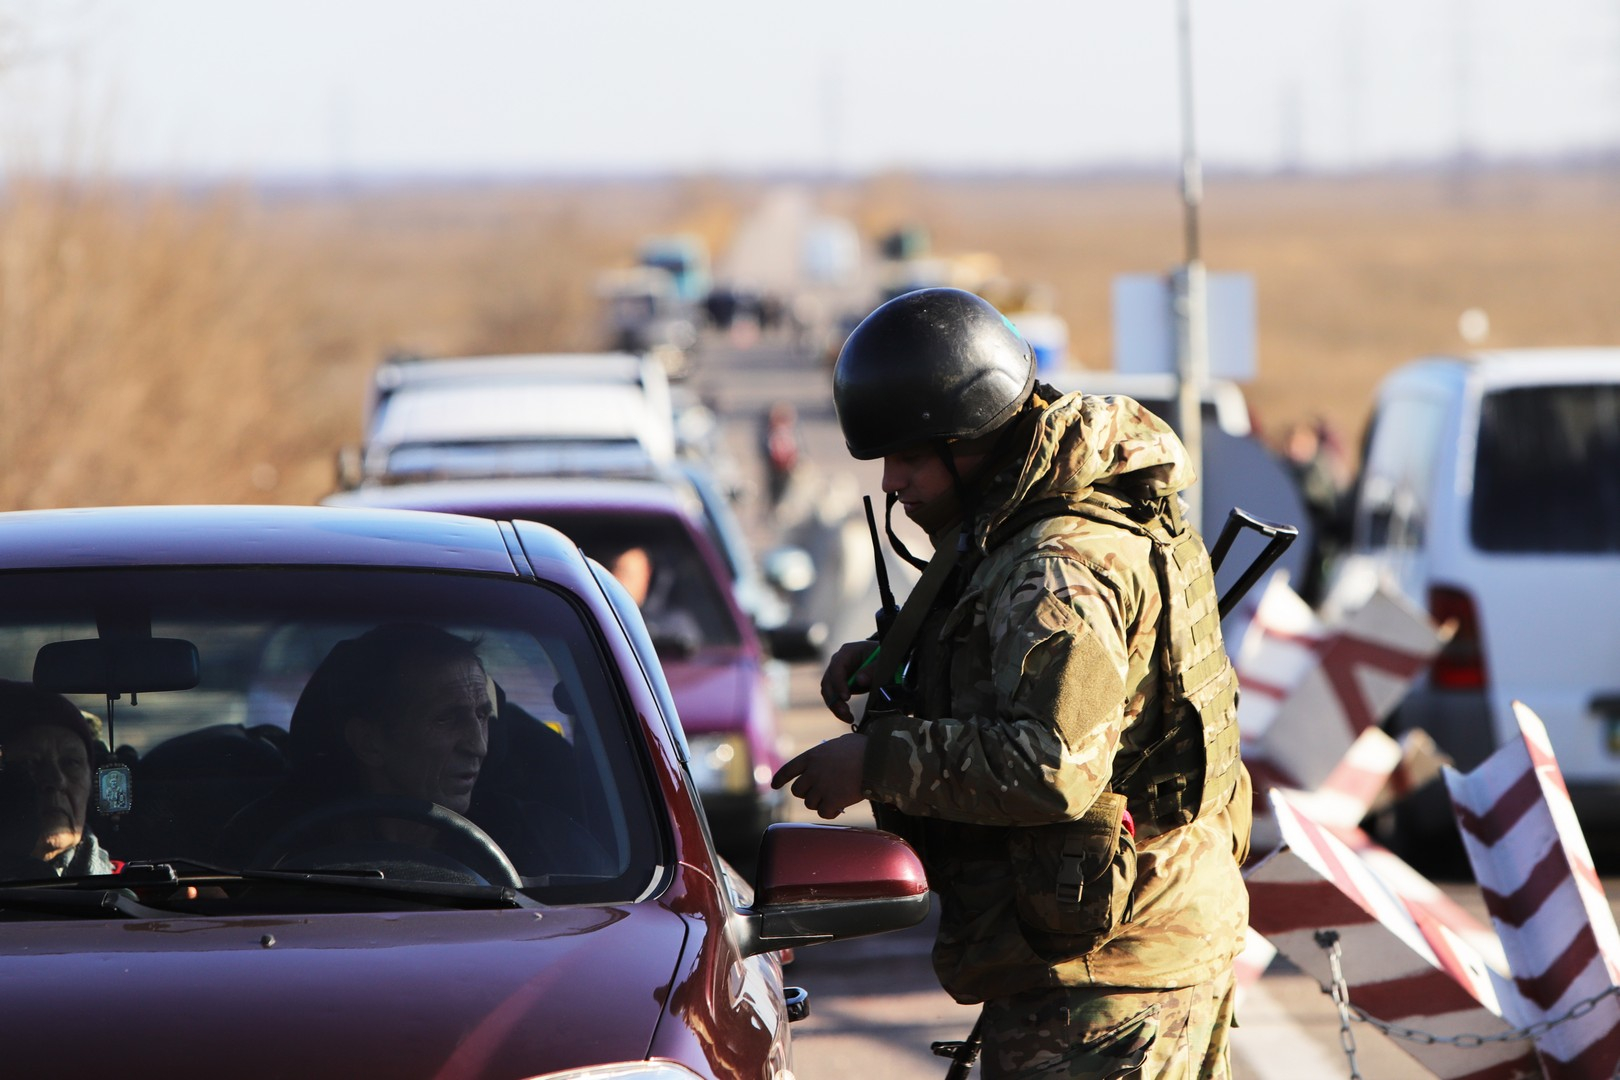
left=968, top=392, right=1195, bottom=552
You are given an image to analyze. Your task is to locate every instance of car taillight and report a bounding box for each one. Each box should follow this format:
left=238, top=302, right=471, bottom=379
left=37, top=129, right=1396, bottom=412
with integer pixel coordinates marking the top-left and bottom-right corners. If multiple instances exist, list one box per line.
left=1429, top=584, right=1487, bottom=690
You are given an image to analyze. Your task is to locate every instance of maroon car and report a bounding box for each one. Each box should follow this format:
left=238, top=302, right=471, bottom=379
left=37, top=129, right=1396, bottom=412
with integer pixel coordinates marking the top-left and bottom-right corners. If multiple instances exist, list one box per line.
left=0, top=506, right=927, bottom=1079
left=324, top=476, right=788, bottom=864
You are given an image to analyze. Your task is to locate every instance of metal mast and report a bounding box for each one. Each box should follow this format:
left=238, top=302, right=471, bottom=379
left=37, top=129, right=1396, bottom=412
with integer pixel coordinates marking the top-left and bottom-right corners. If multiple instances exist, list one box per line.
left=1173, top=0, right=1208, bottom=528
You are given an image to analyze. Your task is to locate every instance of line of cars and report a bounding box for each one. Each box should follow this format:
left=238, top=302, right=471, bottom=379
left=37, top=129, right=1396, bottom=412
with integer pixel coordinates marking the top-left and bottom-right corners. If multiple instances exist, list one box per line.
left=0, top=350, right=925, bottom=1079
left=331, top=349, right=826, bottom=863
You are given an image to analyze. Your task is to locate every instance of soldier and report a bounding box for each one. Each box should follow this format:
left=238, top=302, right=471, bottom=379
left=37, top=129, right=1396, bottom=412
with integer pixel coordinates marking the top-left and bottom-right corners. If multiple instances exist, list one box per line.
left=773, top=288, right=1252, bottom=1079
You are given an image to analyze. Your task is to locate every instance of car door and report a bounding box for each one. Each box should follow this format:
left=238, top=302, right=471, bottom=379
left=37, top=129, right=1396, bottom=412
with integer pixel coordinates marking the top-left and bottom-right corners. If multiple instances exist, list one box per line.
left=1340, top=378, right=1454, bottom=604
left=1459, top=378, right=1620, bottom=783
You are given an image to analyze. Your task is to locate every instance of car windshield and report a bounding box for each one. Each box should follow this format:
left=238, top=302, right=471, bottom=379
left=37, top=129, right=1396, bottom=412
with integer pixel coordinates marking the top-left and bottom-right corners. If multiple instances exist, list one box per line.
left=1472, top=384, right=1620, bottom=553
left=0, top=568, right=662, bottom=911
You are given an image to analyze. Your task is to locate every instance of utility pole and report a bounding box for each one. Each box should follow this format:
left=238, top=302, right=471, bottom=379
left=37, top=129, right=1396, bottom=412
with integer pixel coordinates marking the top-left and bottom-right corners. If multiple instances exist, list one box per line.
left=1173, top=0, right=1208, bottom=528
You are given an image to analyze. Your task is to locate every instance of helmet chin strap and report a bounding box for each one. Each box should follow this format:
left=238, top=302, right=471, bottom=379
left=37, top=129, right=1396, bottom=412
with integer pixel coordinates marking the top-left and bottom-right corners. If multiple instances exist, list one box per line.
left=882, top=409, right=1036, bottom=572
left=884, top=492, right=931, bottom=572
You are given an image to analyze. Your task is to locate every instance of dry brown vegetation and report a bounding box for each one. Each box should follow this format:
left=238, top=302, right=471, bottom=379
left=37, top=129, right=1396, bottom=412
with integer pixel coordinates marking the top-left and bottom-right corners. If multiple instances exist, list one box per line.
left=866, top=169, right=1620, bottom=446
left=0, top=177, right=740, bottom=508
left=2, top=167, right=1617, bottom=510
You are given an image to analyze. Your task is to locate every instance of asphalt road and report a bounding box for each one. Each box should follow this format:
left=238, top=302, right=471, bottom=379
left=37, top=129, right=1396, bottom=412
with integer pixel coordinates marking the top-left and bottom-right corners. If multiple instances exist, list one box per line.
left=690, top=329, right=1606, bottom=1079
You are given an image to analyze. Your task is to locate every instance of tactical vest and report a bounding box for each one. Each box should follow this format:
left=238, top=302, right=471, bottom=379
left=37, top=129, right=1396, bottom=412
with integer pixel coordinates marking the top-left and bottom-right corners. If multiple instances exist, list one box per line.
left=988, top=492, right=1243, bottom=840
left=877, top=490, right=1244, bottom=864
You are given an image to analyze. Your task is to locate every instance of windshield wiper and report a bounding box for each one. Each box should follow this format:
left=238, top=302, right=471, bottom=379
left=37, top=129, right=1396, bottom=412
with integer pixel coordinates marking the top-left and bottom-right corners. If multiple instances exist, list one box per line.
left=0, top=860, right=534, bottom=911
left=143, top=859, right=534, bottom=909
left=0, top=885, right=174, bottom=920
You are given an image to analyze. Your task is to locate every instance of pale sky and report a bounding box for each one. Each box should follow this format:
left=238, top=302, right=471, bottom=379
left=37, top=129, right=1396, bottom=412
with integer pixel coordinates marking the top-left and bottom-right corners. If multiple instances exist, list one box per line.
left=4, top=0, right=1618, bottom=178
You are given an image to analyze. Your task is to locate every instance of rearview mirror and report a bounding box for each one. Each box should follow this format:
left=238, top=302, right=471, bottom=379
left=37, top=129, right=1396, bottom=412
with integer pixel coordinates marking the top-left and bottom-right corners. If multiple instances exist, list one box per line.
left=34, top=638, right=201, bottom=696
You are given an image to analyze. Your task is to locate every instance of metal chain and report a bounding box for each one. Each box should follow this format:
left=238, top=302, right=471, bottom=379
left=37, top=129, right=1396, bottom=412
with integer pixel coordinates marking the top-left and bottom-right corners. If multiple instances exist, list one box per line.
left=1313, top=927, right=1620, bottom=1065
left=1314, top=931, right=1364, bottom=1080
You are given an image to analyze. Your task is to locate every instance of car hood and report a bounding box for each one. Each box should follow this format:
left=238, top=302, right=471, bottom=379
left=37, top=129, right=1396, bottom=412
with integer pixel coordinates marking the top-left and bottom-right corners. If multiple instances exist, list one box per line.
left=661, top=651, right=751, bottom=735
left=0, top=902, right=689, bottom=1080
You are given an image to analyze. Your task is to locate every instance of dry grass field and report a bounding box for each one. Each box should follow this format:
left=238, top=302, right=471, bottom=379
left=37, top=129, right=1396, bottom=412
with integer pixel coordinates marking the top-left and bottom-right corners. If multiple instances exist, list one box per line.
left=2, top=166, right=1617, bottom=510
left=860, top=169, right=1620, bottom=449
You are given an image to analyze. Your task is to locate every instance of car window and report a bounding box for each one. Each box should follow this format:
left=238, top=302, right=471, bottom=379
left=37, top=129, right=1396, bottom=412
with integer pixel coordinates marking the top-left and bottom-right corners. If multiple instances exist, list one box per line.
left=1352, top=392, right=1448, bottom=552
left=1472, top=384, right=1620, bottom=553
left=382, top=439, right=655, bottom=481
left=527, top=512, right=744, bottom=652
left=681, top=467, right=746, bottom=582
left=0, top=568, right=661, bottom=906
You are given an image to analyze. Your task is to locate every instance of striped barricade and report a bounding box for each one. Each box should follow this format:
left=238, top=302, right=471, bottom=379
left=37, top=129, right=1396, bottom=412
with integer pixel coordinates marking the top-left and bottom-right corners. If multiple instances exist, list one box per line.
left=1250, top=583, right=1446, bottom=794
left=1233, top=575, right=1449, bottom=861
left=1247, top=790, right=1539, bottom=1080
left=1445, top=700, right=1620, bottom=1079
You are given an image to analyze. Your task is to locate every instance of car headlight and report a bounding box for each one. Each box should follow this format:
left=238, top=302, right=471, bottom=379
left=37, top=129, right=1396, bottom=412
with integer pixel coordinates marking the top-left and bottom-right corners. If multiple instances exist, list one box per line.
left=686, top=733, right=754, bottom=795
left=523, top=1062, right=704, bottom=1080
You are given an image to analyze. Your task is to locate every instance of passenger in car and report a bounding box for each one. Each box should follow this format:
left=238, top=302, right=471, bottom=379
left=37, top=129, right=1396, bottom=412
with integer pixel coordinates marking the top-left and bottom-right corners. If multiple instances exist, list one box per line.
left=220, top=623, right=608, bottom=877
left=218, top=623, right=492, bottom=859
left=294, top=622, right=493, bottom=818
left=604, top=542, right=702, bottom=656
left=0, top=680, right=116, bottom=878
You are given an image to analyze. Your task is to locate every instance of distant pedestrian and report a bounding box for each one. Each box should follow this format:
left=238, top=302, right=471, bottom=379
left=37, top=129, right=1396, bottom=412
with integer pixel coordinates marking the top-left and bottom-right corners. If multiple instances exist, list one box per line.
left=1281, top=419, right=1349, bottom=605
left=760, top=401, right=801, bottom=510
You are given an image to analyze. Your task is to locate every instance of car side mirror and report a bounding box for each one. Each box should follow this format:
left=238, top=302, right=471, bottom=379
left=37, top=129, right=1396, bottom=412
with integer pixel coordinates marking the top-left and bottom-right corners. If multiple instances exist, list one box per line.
left=760, top=622, right=827, bottom=662
left=736, top=822, right=929, bottom=958
left=762, top=546, right=816, bottom=594
left=334, top=445, right=363, bottom=491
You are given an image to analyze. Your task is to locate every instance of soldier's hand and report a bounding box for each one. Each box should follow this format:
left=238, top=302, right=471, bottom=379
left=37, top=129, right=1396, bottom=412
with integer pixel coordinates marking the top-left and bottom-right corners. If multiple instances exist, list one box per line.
left=819, top=640, right=879, bottom=724
left=771, top=733, right=869, bottom=819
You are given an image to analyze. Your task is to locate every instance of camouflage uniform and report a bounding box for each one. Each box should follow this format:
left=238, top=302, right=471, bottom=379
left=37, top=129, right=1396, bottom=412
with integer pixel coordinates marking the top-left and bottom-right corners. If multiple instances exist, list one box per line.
left=858, top=392, right=1251, bottom=1079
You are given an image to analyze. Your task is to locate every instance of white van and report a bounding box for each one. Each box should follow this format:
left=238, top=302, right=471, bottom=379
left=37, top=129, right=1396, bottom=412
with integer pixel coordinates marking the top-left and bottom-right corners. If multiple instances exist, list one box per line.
left=1327, top=349, right=1620, bottom=846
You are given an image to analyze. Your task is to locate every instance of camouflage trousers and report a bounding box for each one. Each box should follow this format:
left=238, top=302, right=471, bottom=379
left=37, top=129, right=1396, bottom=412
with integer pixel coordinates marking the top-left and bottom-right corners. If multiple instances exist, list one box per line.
left=977, top=970, right=1237, bottom=1079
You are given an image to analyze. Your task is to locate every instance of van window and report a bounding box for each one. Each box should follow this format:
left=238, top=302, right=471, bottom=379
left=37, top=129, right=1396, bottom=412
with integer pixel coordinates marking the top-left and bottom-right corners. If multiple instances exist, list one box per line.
left=1353, top=394, right=1448, bottom=552
left=1471, top=385, right=1620, bottom=553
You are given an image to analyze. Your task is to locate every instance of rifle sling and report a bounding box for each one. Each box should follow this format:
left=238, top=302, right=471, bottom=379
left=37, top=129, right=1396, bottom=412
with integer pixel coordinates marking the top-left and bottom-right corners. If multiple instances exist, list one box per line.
left=861, top=525, right=962, bottom=694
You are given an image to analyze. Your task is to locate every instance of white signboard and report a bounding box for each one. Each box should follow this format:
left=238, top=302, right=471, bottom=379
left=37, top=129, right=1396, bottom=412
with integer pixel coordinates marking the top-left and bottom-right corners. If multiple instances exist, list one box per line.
left=1112, top=273, right=1257, bottom=382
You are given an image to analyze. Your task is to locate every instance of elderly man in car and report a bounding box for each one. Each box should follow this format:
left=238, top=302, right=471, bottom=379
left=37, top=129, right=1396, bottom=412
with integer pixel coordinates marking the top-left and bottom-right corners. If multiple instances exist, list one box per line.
left=0, top=679, right=116, bottom=878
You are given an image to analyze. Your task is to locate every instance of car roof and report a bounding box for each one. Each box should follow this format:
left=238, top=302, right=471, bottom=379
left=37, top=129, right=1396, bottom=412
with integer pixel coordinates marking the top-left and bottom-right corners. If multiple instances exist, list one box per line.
left=0, top=505, right=582, bottom=574
left=1462, top=348, right=1620, bottom=388
left=368, top=352, right=672, bottom=433
left=325, top=476, right=699, bottom=520
left=1388, top=349, right=1620, bottom=395
left=369, top=382, right=676, bottom=459
left=376, top=351, right=656, bottom=392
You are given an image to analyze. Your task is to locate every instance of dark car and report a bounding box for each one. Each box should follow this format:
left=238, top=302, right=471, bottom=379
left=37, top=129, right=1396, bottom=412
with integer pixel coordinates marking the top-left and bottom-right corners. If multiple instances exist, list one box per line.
left=0, top=505, right=928, bottom=1079
left=324, top=478, right=788, bottom=863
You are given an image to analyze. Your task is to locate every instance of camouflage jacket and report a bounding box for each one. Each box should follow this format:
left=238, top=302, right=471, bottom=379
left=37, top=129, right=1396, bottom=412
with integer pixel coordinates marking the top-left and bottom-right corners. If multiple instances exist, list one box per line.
left=859, top=392, right=1251, bottom=1003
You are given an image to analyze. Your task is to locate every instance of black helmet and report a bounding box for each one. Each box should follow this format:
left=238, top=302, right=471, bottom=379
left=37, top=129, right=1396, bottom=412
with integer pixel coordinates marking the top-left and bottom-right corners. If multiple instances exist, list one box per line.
left=833, top=288, right=1036, bottom=460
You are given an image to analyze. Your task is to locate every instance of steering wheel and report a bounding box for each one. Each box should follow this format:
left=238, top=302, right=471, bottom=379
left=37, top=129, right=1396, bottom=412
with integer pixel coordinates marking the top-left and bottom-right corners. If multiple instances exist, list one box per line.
left=251, top=795, right=523, bottom=890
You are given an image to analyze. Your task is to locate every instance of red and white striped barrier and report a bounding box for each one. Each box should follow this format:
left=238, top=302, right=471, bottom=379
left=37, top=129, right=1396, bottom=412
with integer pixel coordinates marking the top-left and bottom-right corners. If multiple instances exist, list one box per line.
left=1246, top=582, right=1446, bottom=795
left=1247, top=791, right=1538, bottom=1080
left=1232, top=576, right=1447, bottom=849
left=1446, top=701, right=1620, bottom=1079
left=1231, top=573, right=1324, bottom=743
